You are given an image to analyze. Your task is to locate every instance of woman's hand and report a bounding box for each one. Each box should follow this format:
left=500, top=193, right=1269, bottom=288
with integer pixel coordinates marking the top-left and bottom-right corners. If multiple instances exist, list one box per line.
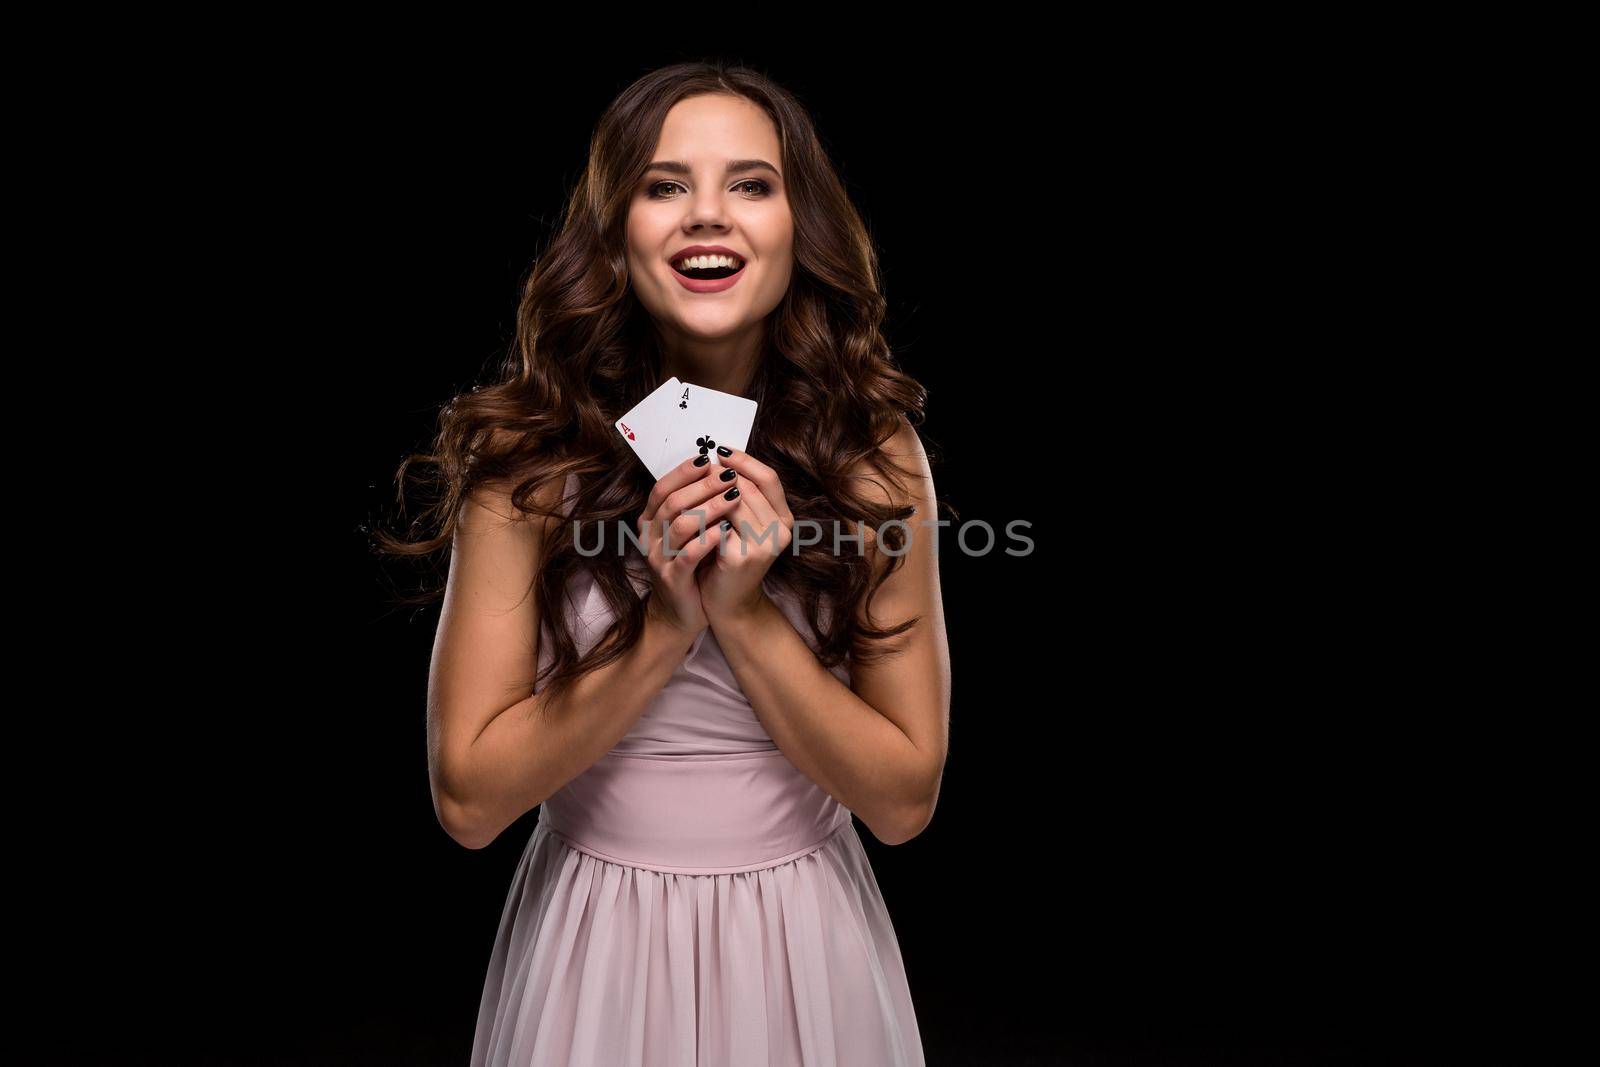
left=696, top=447, right=793, bottom=624
left=638, top=454, right=744, bottom=635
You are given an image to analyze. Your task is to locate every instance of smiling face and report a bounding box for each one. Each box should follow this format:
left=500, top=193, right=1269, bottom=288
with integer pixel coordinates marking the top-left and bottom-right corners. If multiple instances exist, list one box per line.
left=624, top=93, right=795, bottom=344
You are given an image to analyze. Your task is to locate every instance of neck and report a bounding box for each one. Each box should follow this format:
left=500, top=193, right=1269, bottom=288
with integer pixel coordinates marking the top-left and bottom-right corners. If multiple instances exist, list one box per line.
left=657, top=323, right=764, bottom=396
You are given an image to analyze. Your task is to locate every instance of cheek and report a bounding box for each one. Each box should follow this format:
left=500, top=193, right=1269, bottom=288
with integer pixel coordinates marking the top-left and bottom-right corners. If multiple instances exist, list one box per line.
left=624, top=239, right=647, bottom=276
left=766, top=252, right=794, bottom=295
left=772, top=242, right=796, bottom=295
left=625, top=208, right=665, bottom=271
left=757, top=211, right=795, bottom=291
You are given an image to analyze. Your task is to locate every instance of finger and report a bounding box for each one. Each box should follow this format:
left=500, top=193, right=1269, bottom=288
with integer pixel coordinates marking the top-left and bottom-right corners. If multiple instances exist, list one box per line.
left=665, top=504, right=715, bottom=557
left=724, top=497, right=778, bottom=559
left=641, top=511, right=667, bottom=572
left=713, top=475, right=782, bottom=556
left=648, top=508, right=688, bottom=574
left=715, top=517, right=743, bottom=560
left=715, top=447, right=790, bottom=522
left=666, top=482, right=743, bottom=552
left=640, top=506, right=674, bottom=557
left=656, top=466, right=737, bottom=530
left=643, top=454, right=727, bottom=522
left=671, top=519, right=727, bottom=569
left=732, top=477, right=779, bottom=539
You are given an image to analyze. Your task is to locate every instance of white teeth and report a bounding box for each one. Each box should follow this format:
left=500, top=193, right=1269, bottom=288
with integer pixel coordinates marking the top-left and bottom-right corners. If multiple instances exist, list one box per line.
left=673, top=253, right=744, bottom=271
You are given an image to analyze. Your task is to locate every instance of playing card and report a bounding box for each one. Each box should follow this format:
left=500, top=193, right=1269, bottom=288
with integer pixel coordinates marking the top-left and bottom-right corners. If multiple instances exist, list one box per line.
left=614, top=377, right=681, bottom=476
left=658, top=382, right=758, bottom=473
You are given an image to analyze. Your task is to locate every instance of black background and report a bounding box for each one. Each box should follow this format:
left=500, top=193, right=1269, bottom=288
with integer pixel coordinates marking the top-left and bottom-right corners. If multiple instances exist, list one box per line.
left=69, top=31, right=1456, bottom=1067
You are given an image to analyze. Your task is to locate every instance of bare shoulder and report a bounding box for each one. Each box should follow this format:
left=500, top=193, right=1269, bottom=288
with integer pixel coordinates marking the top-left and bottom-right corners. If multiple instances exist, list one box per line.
left=846, top=415, right=934, bottom=514
left=839, top=417, right=937, bottom=572
left=449, top=459, right=566, bottom=609
left=460, top=442, right=568, bottom=539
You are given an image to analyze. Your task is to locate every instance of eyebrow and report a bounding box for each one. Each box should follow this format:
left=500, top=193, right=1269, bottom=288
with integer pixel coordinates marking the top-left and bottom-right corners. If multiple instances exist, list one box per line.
left=644, top=159, right=781, bottom=178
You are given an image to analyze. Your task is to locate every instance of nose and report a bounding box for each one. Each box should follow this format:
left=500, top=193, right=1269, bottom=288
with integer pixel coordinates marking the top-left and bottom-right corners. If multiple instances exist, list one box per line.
left=681, top=184, right=730, bottom=233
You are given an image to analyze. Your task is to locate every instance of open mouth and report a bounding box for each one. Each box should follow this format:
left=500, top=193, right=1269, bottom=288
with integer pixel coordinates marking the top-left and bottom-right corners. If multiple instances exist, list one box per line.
left=671, top=253, right=746, bottom=281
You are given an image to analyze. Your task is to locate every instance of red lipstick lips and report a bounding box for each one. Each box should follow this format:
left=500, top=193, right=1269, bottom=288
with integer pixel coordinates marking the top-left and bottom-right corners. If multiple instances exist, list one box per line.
left=669, top=245, right=747, bottom=293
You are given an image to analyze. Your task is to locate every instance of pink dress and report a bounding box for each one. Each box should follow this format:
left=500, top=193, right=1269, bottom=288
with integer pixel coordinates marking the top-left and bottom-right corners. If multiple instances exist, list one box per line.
left=469, top=482, right=926, bottom=1066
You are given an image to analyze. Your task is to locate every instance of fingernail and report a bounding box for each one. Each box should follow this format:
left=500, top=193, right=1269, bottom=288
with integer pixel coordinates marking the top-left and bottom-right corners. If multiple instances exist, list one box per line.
left=693, top=454, right=709, bottom=467
left=724, top=486, right=740, bottom=500
left=719, top=468, right=736, bottom=481
left=720, top=519, right=731, bottom=530
left=717, top=445, right=732, bottom=456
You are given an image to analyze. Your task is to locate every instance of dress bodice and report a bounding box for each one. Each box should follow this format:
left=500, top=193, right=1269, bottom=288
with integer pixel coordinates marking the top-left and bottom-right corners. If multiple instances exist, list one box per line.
left=536, top=557, right=850, bottom=758
left=530, top=473, right=854, bottom=874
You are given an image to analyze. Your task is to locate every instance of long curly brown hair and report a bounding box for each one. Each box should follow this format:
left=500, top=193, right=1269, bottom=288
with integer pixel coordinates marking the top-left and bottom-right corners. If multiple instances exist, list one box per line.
left=372, top=60, right=945, bottom=705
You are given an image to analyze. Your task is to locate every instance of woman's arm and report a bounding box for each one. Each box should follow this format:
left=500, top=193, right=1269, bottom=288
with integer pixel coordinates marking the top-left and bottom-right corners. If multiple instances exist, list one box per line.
left=427, top=478, right=699, bottom=850
left=711, top=422, right=951, bottom=845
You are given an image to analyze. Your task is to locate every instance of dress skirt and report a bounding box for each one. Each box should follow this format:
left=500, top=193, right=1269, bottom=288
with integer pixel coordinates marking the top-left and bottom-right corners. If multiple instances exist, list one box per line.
left=469, top=803, right=924, bottom=1066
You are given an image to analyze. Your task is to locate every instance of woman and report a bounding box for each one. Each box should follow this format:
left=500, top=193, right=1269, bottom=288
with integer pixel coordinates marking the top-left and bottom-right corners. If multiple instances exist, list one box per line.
left=380, top=61, right=949, bottom=1066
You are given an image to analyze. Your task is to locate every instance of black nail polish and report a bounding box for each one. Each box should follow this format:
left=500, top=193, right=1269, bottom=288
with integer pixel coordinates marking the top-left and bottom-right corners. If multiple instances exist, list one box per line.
left=724, top=486, right=740, bottom=500
left=720, top=519, right=731, bottom=530
left=719, top=468, right=736, bottom=481
left=693, top=454, right=709, bottom=467
left=717, top=445, right=732, bottom=456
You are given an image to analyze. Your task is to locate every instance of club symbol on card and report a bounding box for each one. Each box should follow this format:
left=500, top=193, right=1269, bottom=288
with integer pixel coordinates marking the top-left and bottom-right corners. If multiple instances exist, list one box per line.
left=696, top=435, right=715, bottom=454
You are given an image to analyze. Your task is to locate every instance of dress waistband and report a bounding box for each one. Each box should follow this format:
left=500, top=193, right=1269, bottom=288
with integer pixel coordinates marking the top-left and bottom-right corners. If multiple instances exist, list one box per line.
left=538, top=749, right=852, bottom=875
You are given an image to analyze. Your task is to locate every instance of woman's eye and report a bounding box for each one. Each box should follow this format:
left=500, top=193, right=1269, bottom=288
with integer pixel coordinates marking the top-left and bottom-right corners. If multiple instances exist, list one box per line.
left=647, top=179, right=770, bottom=198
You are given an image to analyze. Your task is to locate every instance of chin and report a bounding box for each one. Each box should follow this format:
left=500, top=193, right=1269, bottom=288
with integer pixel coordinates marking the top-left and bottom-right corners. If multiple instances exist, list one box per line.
left=671, top=306, right=756, bottom=339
